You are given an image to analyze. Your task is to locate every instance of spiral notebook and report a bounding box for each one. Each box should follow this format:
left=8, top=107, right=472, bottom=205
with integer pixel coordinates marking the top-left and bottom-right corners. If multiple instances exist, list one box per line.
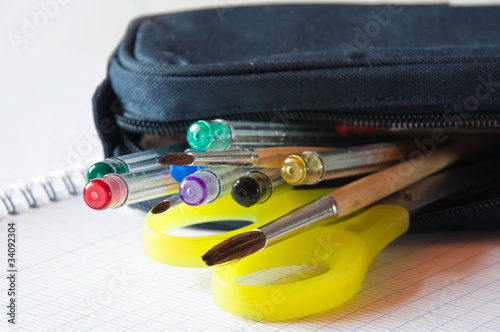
left=0, top=163, right=499, bottom=331
left=0, top=165, right=88, bottom=217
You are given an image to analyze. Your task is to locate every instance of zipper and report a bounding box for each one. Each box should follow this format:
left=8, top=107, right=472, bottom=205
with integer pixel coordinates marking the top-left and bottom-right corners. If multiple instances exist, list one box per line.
left=410, top=199, right=500, bottom=231
left=120, top=131, right=144, bottom=154
left=115, top=111, right=500, bottom=135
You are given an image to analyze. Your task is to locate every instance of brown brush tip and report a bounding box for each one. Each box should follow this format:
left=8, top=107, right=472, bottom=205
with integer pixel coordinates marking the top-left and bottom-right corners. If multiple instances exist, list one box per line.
left=157, top=153, right=194, bottom=166
left=151, top=200, right=171, bottom=214
left=202, top=230, right=266, bottom=266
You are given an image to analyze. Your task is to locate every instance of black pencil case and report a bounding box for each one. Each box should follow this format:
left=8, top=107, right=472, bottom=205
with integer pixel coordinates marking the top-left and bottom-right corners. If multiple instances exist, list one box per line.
left=92, top=4, right=500, bottom=232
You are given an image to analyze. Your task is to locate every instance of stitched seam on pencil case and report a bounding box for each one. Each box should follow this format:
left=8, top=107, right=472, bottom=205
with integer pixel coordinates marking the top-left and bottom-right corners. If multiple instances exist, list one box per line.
left=118, top=95, right=500, bottom=116
left=113, top=57, right=500, bottom=77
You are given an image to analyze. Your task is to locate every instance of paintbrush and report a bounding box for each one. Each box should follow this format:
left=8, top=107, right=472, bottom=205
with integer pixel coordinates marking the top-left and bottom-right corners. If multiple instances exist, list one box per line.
left=151, top=194, right=183, bottom=214
left=157, top=146, right=335, bottom=168
left=202, top=140, right=479, bottom=266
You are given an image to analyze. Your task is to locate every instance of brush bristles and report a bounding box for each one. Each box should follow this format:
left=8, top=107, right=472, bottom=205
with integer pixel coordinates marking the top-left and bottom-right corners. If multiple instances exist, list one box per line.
left=151, top=200, right=171, bottom=214
left=202, top=231, right=266, bottom=266
left=157, top=153, right=194, bottom=166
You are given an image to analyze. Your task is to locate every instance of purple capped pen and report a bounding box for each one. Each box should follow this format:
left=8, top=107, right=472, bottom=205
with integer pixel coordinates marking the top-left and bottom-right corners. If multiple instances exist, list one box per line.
left=179, top=167, right=254, bottom=206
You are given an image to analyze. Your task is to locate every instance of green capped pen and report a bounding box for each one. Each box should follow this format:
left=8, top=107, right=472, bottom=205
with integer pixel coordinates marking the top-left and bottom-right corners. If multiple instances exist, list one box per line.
left=87, top=146, right=184, bottom=180
left=186, top=119, right=341, bottom=151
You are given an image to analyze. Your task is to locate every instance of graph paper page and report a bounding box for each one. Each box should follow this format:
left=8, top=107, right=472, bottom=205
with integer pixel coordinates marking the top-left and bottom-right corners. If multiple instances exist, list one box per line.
left=1, top=196, right=499, bottom=331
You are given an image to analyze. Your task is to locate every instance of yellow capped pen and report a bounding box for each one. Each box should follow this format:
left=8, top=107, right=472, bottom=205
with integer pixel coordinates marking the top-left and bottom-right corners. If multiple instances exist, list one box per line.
left=281, top=141, right=414, bottom=185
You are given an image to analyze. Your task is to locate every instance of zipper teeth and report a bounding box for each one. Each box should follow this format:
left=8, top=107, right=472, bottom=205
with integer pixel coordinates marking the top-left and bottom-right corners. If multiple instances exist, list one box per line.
left=412, top=199, right=500, bottom=227
left=116, top=116, right=191, bottom=135
left=115, top=111, right=334, bottom=135
left=115, top=111, right=500, bottom=135
left=120, top=132, right=143, bottom=153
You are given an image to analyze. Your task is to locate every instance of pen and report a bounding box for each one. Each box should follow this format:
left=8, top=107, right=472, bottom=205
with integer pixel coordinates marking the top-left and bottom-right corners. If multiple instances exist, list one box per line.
left=281, top=142, right=414, bottom=185
left=179, top=167, right=254, bottom=206
left=86, top=146, right=179, bottom=180
left=83, top=166, right=178, bottom=210
left=186, top=119, right=342, bottom=151
left=203, top=140, right=478, bottom=265
left=231, top=168, right=290, bottom=207
left=158, top=146, right=335, bottom=168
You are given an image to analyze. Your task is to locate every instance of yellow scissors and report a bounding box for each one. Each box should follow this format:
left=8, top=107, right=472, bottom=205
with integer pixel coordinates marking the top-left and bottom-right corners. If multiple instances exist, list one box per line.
left=142, top=161, right=496, bottom=319
left=142, top=187, right=408, bottom=319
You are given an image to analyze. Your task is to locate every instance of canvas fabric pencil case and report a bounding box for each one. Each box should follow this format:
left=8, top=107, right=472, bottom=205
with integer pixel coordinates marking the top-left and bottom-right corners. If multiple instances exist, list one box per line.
left=92, top=4, right=500, bottom=232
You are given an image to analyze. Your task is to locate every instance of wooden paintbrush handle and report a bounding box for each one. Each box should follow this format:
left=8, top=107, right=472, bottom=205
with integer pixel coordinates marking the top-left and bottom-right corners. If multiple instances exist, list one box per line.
left=331, top=141, right=479, bottom=219
left=255, top=146, right=336, bottom=168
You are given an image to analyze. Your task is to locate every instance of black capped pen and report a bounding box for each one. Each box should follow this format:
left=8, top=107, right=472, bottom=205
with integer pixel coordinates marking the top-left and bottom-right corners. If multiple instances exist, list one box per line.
left=231, top=168, right=290, bottom=207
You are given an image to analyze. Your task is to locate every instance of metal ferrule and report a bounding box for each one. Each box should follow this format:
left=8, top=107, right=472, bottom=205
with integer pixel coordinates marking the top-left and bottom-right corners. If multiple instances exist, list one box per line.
left=259, top=195, right=338, bottom=247
left=190, top=149, right=259, bottom=167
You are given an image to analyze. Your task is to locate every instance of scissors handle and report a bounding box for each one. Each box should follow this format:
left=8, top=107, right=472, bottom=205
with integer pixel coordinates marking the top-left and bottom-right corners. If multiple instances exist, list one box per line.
left=212, top=205, right=409, bottom=319
left=142, top=187, right=335, bottom=267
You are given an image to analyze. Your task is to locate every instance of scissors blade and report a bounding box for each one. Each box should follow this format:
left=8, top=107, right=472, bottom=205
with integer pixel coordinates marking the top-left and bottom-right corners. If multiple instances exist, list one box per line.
left=376, top=158, right=500, bottom=214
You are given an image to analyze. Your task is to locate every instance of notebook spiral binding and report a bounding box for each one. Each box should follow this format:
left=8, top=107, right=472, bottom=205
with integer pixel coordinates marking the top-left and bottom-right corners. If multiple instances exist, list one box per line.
left=0, top=164, right=88, bottom=218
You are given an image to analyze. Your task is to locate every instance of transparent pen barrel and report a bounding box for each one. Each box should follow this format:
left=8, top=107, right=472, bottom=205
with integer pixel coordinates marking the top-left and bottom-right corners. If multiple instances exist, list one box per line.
left=117, top=147, right=173, bottom=171
left=260, top=168, right=287, bottom=195
left=254, top=169, right=288, bottom=204
left=265, top=168, right=287, bottom=188
left=120, top=166, right=178, bottom=204
left=227, top=121, right=338, bottom=148
left=320, top=142, right=411, bottom=180
left=282, top=142, right=413, bottom=185
left=209, top=167, right=256, bottom=199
